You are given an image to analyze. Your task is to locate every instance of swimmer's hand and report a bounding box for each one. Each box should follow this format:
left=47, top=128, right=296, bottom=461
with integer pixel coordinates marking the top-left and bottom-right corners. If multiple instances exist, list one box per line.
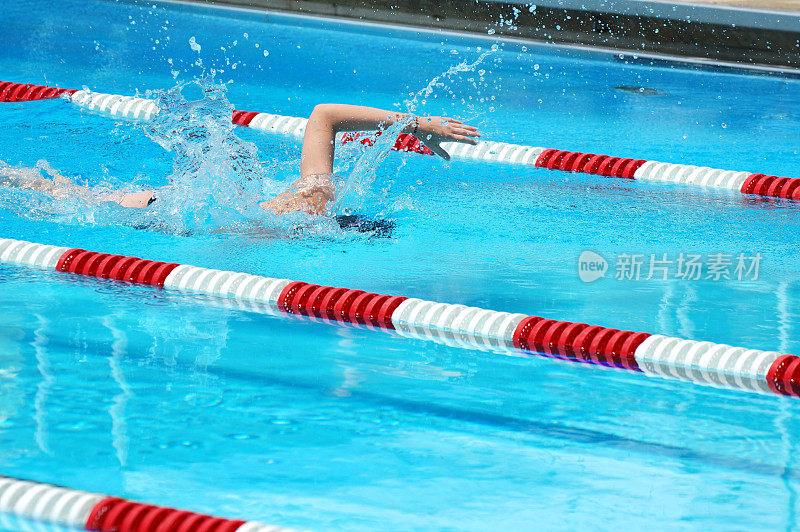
left=260, top=173, right=335, bottom=216
left=413, top=116, right=480, bottom=161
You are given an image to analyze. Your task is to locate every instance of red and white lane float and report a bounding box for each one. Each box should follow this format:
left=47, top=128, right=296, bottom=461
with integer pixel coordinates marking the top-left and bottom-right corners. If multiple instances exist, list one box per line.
left=0, top=475, right=301, bottom=531
left=4, top=80, right=796, bottom=201
left=65, top=87, right=540, bottom=164
left=1, top=236, right=799, bottom=399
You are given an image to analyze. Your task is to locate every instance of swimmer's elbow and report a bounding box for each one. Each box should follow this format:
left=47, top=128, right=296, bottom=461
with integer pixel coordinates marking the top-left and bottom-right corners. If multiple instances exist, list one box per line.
left=310, top=104, right=337, bottom=127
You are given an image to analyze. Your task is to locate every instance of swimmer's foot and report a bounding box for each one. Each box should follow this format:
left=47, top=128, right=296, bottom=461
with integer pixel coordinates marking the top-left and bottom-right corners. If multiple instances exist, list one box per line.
left=0, top=167, right=57, bottom=193
left=0, top=171, right=22, bottom=188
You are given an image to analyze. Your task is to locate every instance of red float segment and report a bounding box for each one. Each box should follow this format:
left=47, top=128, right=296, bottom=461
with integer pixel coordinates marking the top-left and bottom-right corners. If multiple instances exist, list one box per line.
left=613, top=157, right=645, bottom=179
left=578, top=153, right=601, bottom=174
left=317, top=286, right=348, bottom=318
left=55, top=248, right=85, bottom=272
left=512, top=316, right=648, bottom=370
left=54, top=249, right=178, bottom=288
left=85, top=496, right=246, bottom=532
left=377, top=296, right=407, bottom=329
left=108, top=256, right=137, bottom=282
left=278, top=281, right=311, bottom=313
left=96, top=254, right=125, bottom=278
left=766, top=354, right=800, bottom=397
left=151, top=262, right=181, bottom=287
left=534, top=148, right=562, bottom=169
left=63, top=250, right=94, bottom=274
left=596, top=157, right=619, bottom=176
left=535, top=149, right=645, bottom=179
left=330, top=288, right=366, bottom=323
left=277, top=281, right=406, bottom=329
left=393, top=133, right=434, bottom=155
left=231, top=110, right=259, bottom=126
left=123, top=259, right=151, bottom=284
left=349, top=292, right=377, bottom=325
left=341, top=131, right=434, bottom=156
left=341, top=132, right=359, bottom=144
left=740, top=173, right=800, bottom=200
left=78, top=252, right=112, bottom=276
left=0, top=81, right=76, bottom=102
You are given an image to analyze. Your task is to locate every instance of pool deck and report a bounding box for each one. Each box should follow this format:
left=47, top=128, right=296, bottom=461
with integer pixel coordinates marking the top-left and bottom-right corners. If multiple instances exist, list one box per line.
left=165, top=0, right=800, bottom=71
left=683, top=0, right=799, bottom=9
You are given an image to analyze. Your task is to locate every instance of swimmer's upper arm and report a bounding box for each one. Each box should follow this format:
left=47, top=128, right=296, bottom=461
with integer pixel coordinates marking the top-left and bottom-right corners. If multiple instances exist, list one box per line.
left=309, top=104, right=410, bottom=134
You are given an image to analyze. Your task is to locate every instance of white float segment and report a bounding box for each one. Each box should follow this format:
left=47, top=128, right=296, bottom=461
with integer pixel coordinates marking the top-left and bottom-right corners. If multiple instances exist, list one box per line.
left=633, top=161, right=751, bottom=191
left=0, top=477, right=103, bottom=528
left=237, top=521, right=307, bottom=532
left=70, top=90, right=160, bottom=121
left=442, top=140, right=544, bottom=165
left=392, top=298, right=525, bottom=352
left=163, top=265, right=290, bottom=306
left=0, top=239, right=68, bottom=269
left=247, top=113, right=308, bottom=138
left=634, top=335, right=781, bottom=394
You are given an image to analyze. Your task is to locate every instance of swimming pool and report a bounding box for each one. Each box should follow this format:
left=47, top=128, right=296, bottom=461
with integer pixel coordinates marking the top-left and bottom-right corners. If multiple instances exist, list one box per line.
left=2, top=0, right=800, bottom=529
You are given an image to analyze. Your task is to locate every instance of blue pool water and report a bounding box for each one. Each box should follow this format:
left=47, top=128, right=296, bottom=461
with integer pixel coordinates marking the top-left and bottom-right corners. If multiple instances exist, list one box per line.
left=2, top=0, right=800, bottom=529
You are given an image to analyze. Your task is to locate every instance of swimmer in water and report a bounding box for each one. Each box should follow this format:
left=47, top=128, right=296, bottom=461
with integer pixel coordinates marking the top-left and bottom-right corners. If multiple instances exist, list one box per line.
left=0, top=104, right=480, bottom=215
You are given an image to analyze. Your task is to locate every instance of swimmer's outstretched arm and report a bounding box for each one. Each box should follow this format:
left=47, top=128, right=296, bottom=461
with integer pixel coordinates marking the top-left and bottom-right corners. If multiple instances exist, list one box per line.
left=300, top=104, right=480, bottom=175
left=0, top=164, right=157, bottom=208
left=262, top=104, right=481, bottom=215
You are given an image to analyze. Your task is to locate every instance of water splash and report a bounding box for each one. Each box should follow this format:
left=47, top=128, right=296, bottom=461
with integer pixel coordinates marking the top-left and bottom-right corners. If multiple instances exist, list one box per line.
left=0, top=77, right=297, bottom=236
left=405, top=47, right=496, bottom=115
left=332, top=49, right=497, bottom=217
left=332, top=117, right=413, bottom=217
left=132, top=77, right=277, bottom=234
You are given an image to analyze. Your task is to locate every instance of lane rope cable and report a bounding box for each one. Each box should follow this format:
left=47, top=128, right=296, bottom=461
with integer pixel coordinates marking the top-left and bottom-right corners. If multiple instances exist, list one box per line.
left=1, top=236, right=798, bottom=400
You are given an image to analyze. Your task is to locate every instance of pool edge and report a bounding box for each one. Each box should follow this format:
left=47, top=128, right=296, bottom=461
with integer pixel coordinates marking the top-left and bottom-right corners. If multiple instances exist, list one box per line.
left=130, top=0, right=800, bottom=72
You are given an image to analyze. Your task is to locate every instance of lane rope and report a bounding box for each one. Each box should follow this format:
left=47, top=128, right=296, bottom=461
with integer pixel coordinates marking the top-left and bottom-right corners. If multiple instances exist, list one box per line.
left=1, top=80, right=798, bottom=202
left=1, top=236, right=797, bottom=399
left=0, top=474, right=303, bottom=532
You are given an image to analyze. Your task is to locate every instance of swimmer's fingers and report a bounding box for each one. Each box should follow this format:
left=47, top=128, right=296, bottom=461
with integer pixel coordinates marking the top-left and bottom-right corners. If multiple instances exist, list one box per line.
left=440, top=118, right=480, bottom=134
left=450, top=134, right=479, bottom=145
left=442, top=126, right=480, bottom=144
left=452, top=126, right=480, bottom=138
left=441, top=117, right=476, bottom=128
